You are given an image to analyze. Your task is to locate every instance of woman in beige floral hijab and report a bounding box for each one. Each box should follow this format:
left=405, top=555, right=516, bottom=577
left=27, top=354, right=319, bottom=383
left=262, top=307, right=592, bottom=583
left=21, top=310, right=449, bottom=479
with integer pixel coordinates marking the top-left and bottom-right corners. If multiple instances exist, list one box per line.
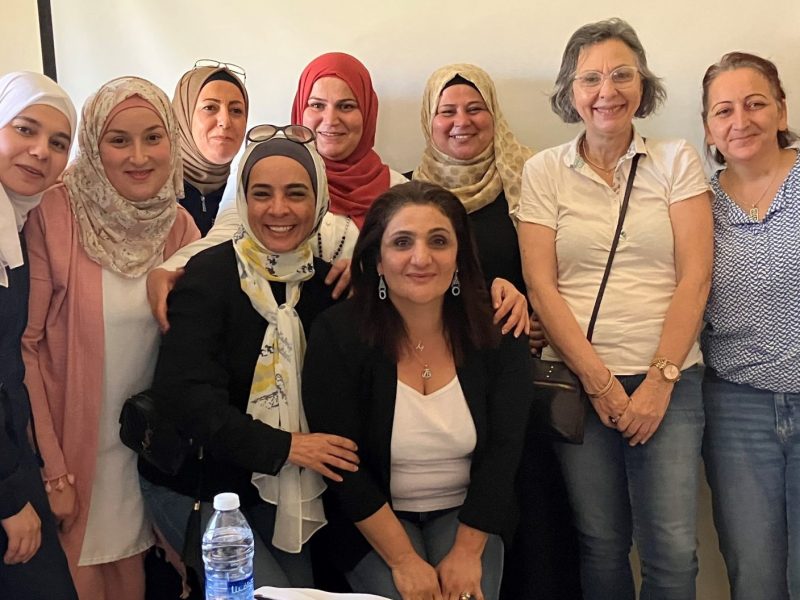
left=22, top=76, right=199, bottom=600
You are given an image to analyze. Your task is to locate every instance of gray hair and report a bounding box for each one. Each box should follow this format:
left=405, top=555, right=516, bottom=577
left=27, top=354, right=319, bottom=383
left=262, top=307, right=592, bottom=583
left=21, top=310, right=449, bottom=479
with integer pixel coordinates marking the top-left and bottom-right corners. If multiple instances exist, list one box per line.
left=549, top=18, right=666, bottom=123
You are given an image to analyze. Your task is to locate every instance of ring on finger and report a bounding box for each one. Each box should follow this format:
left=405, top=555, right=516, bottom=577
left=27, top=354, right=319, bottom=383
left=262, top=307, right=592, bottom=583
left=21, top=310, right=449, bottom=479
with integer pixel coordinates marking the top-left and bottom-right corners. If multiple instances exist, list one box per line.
left=459, top=593, right=475, bottom=600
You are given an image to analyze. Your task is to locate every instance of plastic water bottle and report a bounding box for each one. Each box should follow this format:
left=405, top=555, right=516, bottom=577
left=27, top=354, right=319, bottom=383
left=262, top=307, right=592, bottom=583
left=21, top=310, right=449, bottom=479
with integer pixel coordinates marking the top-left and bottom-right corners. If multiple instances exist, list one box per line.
left=202, top=492, right=255, bottom=600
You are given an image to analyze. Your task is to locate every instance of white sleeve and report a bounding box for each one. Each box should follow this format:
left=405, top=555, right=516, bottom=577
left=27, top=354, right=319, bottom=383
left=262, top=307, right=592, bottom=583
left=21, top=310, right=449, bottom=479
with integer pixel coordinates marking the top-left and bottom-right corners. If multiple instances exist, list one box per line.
left=159, top=205, right=242, bottom=271
left=667, top=140, right=710, bottom=204
left=514, top=154, right=558, bottom=229
left=389, top=169, right=410, bottom=186
left=218, top=151, right=242, bottom=212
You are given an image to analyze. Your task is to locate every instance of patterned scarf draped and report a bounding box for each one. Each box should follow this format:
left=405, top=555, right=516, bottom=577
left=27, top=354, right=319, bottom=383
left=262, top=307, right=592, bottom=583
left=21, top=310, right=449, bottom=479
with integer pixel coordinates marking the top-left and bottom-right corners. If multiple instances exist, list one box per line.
left=413, top=64, right=533, bottom=215
left=233, top=134, right=330, bottom=553
left=63, top=77, right=182, bottom=278
left=0, top=72, right=76, bottom=287
left=172, top=66, right=248, bottom=195
left=290, top=52, right=390, bottom=229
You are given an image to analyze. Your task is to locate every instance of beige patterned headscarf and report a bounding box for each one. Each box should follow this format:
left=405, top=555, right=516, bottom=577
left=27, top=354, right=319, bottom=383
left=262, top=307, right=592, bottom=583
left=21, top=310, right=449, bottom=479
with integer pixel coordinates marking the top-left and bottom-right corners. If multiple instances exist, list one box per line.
left=413, top=64, right=533, bottom=215
left=64, top=76, right=182, bottom=278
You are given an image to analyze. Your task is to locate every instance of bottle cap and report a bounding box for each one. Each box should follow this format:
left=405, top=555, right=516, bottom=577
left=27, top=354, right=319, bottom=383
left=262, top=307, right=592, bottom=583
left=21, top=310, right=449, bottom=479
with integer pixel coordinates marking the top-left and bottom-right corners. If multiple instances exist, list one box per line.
left=213, top=492, right=240, bottom=511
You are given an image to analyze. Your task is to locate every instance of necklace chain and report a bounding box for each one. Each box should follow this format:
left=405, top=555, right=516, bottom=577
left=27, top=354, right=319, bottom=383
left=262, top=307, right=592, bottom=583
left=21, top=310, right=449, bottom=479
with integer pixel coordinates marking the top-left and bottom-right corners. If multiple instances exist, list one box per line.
left=580, top=138, right=619, bottom=173
left=741, top=170, right=781, bottom=222
left=410, top=340, right=432, bottom=380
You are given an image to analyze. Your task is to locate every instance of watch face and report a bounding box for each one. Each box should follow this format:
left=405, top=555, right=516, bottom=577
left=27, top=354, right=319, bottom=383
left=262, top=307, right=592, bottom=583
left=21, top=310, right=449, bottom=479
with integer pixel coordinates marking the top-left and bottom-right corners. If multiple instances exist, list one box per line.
left=664, top=364, right=680, bottom=381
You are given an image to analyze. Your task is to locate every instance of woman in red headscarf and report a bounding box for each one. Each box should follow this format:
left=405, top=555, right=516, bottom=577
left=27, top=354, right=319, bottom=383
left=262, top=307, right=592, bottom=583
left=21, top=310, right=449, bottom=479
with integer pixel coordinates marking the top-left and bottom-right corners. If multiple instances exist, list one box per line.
left=290, top=52, right=404, bottom=263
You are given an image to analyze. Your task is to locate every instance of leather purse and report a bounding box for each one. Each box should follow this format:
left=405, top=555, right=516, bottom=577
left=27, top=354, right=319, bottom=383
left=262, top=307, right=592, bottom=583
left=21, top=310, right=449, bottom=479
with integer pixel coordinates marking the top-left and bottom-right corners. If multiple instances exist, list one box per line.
left=531, top=152, right=642, bottom=444
left=118, top=390, right=194, bottom=476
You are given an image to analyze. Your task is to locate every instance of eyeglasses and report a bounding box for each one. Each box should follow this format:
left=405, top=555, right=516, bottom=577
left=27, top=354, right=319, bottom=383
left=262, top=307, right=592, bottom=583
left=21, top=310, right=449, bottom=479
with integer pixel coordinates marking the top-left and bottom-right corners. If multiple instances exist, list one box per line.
left=247, top=124, right=316, bottom=144
left=193, top=59, right=247, bottom=83
left=573, top=66, right=639, bottom=90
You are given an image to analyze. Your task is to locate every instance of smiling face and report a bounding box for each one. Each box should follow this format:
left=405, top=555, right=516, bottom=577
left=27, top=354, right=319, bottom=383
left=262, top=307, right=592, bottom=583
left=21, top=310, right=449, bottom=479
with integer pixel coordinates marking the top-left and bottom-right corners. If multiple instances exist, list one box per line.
left=378, top=204, right=458, bottom=310
left=431, top=84, right=495, bottom=161
left=302, top=76, right=364, bottom=162
left=571, top=38, right=642, bottom=140
left=704, top=67, right=788, bottom=165
left=0, top=104, right=71, bottom=195
left=246, top=154, right=316, bottom=253
left=99, top=106, right=172, bottom=202
left=191, top=79, right=246, bottom=164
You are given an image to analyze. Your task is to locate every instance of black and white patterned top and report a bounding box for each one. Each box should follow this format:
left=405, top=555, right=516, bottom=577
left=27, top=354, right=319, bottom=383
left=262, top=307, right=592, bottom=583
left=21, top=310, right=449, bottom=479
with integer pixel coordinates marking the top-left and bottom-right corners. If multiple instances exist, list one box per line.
left=702, top=149, right=800, bottom=392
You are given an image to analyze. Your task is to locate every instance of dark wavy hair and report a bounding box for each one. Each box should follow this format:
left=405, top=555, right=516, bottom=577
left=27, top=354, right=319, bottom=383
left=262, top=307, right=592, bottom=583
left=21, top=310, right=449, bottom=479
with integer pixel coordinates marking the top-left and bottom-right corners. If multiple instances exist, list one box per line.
left=350, top=180, right=499, bottom=363
left=549, top=17, right=666, bottom=124
left=701, top=51, right=798, bottom=164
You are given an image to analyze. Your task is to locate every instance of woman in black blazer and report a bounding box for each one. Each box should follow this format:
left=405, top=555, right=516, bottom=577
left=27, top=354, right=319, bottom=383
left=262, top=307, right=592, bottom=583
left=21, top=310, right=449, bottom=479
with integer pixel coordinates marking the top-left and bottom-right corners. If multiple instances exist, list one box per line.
left=303, top=181, right=532, bottom=600
left=139, top=126, right=359, bottom=591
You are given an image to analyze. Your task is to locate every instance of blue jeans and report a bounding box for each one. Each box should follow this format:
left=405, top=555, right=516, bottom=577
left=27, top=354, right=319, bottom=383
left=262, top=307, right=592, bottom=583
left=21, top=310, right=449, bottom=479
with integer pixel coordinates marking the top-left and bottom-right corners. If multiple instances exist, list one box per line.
left=555, top=365, right=704, bottom=600
left=703, top=369, right=800, bottom=600
left=346, top=507, right=504, bottom=600
left=139, top=477, right=313, bottom=587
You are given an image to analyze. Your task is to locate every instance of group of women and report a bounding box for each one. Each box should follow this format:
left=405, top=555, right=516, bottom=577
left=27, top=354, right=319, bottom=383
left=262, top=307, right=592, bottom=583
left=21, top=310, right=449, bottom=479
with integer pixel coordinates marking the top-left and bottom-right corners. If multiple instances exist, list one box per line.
left=0, top=15, right=797, bottom=600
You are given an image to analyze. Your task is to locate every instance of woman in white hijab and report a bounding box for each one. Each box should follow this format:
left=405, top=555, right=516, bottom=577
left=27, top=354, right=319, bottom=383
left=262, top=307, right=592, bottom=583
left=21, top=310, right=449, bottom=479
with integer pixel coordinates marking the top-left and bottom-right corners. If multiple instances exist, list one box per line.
left=0, top=70, right=78, bottom=600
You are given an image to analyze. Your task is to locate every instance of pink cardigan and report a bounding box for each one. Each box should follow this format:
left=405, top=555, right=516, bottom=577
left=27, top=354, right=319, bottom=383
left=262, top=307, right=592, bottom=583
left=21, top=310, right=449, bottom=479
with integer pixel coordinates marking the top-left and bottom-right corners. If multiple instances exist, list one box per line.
left=21, top=184, right=200, bottom=566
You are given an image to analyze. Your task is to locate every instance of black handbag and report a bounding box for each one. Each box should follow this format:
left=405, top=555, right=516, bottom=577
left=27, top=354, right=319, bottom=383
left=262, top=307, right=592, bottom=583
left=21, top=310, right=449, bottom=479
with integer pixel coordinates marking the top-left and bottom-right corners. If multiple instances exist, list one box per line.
left=531, top=153, right=642, bottom=444
left=118, top=390, right=194, bottom=476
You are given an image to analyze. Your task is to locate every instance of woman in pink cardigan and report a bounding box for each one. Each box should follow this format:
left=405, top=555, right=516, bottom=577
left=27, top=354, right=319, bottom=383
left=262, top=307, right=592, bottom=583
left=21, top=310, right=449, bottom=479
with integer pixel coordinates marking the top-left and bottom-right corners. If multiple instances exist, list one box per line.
left=22, top=76, right=200, bottom=600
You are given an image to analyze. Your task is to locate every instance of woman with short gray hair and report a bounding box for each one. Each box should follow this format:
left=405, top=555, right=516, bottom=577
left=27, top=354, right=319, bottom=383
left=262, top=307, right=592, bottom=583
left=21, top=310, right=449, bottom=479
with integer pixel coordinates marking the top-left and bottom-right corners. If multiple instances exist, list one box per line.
left=517, top=18, right=713, bottom=599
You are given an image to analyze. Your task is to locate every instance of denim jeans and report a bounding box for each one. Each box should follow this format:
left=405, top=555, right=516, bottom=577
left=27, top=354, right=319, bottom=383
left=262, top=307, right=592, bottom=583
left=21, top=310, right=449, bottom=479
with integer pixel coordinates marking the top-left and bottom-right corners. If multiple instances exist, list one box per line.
left=554, top=365, right=704, bottom=600
left=139, top=476, right=313, bottom=587
left=703, top=369, right=800, bottom=600
left=346, top=507, right=504, bottom=600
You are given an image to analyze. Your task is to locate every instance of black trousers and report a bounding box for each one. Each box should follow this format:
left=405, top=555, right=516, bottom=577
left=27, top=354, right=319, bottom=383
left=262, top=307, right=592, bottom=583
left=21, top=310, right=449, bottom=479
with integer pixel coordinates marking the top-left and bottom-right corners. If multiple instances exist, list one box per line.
left=0, top=464, right=77, bottom=600
left=500, top=433, right=582, bottom=600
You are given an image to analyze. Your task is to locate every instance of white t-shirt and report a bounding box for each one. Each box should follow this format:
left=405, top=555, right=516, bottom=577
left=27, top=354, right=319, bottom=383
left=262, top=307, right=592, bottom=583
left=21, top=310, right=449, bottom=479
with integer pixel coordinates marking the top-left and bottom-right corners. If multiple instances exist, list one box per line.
left=161, top=169, right=408, bottom=270
left=390, top=377, right=476, bottom=513
left=516, top=131, right=708, bottom=374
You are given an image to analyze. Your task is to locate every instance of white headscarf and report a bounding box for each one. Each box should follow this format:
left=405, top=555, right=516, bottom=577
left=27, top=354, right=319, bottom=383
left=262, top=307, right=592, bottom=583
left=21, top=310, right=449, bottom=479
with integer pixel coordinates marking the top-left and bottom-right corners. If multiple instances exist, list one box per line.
left=0, top=71, right=76, bottom=287
left=233, top=132, right=330, bottom=553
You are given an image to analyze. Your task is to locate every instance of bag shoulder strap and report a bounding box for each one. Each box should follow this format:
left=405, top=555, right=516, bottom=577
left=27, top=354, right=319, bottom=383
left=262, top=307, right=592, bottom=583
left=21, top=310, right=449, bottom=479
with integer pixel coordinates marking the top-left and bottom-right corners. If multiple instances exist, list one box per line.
left=586, top=151, right=642, bottom=342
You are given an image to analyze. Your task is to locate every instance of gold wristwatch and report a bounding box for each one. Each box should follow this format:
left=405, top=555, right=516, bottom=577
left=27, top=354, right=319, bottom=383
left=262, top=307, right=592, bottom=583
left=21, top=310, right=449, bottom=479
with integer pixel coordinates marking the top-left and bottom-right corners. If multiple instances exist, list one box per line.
left=650, top=357, right=681, bottom=383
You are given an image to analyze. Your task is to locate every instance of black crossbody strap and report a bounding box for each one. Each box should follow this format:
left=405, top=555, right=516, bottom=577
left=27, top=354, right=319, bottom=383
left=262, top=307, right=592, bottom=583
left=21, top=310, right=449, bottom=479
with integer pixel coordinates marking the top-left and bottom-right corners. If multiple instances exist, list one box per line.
left=586, top=152, right=642, bottom=342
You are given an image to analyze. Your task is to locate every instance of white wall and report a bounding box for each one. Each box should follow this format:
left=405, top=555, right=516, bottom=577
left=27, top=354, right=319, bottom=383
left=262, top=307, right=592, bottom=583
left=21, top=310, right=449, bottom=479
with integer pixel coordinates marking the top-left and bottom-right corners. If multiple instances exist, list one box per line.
left=48, top=0, right=799, bottom=173
left=1, top=0, right=43, bottom=74
left=5, top=2, right=800, bottom=598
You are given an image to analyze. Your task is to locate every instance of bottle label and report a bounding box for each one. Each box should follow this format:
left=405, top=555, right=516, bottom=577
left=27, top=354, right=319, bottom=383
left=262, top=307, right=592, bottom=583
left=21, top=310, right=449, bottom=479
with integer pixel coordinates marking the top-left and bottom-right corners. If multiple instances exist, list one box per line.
left=228, top=575, right=254, bottom=595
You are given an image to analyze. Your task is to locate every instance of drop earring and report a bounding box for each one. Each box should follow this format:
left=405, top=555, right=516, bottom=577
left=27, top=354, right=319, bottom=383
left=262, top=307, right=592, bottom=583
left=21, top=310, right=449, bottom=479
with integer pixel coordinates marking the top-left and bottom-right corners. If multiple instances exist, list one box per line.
left=450, top=270, right=461, bottom=296
left=378, top=274, right=387, bottom=300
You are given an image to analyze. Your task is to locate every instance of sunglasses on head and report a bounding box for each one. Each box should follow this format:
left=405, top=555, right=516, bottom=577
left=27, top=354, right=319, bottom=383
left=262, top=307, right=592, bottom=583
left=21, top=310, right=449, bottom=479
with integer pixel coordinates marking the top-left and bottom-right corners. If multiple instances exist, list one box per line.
left=247, top=124, right=315, bottom=144
left=193, top=59, right=247, bottom=83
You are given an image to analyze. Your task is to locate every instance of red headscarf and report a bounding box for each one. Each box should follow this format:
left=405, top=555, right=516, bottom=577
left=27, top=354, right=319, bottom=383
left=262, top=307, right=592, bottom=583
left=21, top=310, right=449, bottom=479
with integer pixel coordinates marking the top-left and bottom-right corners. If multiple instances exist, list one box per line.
left=291, top=52, right=390, bottom=229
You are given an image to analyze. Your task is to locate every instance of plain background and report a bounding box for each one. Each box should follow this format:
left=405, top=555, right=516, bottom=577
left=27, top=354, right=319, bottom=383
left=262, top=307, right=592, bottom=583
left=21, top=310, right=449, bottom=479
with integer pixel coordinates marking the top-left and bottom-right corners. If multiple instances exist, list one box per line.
left=3, top=1, right=800, bottom=598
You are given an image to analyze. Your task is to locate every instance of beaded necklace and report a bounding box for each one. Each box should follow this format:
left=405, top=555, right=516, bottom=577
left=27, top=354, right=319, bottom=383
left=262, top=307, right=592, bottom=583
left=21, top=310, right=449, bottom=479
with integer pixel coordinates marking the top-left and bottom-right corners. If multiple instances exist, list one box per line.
left=316, top=216, right=351, bottom=262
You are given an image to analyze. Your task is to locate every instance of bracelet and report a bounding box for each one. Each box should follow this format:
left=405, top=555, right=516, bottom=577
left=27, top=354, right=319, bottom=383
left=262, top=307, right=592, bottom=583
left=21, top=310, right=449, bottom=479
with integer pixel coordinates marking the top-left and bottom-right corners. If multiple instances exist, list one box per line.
left=587, top=369, right=615, bottom=399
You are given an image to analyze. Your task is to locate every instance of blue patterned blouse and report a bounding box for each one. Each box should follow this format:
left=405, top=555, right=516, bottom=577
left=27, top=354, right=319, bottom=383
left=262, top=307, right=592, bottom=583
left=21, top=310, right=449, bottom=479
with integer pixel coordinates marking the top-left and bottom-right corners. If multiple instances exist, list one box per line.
left=702, top=149, right=800, bottom=392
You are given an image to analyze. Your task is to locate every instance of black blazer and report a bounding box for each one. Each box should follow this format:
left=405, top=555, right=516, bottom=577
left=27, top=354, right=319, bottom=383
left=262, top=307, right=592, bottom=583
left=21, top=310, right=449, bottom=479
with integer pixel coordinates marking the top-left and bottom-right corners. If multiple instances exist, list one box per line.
left=303, top=299, right=533, bottom=571
left=139, top=241, right=336, bottom=506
